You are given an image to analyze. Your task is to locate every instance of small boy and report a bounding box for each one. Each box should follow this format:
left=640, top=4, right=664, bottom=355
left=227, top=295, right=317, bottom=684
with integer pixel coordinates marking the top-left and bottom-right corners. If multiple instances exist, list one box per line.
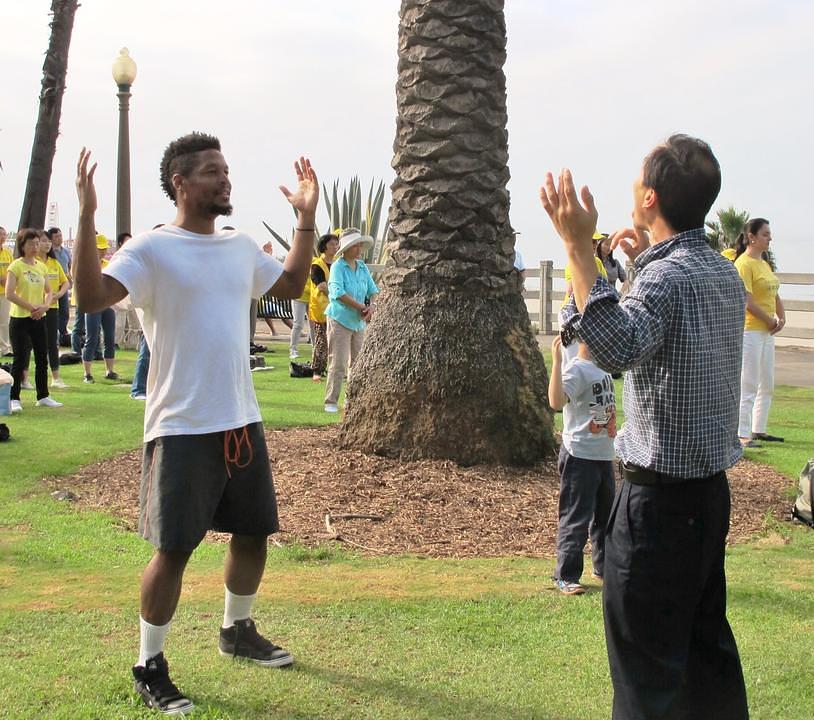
left=548, top=334, right=616, bottom=595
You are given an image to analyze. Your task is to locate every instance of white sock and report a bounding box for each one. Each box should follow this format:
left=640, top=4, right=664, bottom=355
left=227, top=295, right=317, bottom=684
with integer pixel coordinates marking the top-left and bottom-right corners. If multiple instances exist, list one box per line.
left=137, top=616, right=171, bottom=667
left=223, top=586, right=256, bottom=628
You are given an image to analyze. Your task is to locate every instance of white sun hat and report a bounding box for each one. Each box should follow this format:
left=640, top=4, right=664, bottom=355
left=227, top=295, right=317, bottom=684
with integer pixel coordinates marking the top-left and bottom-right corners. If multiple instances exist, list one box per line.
left=336, top=228, right=374, bottom=256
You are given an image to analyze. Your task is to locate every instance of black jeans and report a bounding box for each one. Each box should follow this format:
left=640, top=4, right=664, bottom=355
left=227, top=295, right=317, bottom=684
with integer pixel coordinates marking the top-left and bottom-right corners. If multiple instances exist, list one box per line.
left=603, top=474, right=749, bottom=719
left=58, top=293, right=70, bottom=339
left=45, top=307, right=60, bottom=370
left=555, top=445, right=615, bottom=582
left=9, top=316, right=49, bottom=401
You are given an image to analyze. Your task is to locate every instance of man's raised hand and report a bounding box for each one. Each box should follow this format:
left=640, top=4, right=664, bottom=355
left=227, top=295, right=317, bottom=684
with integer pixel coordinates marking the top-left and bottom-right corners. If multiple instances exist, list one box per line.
left=539, top=169, right=598, bottom=252
left=279, top=157, right=319, bottom=218
left=76, top=148, right=98, bottom=215
left=610, top=227, right=650, bottom=262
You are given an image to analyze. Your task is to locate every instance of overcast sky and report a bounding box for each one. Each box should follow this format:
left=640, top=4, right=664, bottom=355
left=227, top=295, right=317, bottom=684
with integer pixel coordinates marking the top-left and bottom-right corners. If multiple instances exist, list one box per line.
left=2, top=0, right=812, bottom=273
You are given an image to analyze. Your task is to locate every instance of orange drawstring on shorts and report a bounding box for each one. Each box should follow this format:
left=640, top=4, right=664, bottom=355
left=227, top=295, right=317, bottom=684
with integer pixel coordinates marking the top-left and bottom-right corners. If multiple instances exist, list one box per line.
left=224, top=426, right=253, bottom=479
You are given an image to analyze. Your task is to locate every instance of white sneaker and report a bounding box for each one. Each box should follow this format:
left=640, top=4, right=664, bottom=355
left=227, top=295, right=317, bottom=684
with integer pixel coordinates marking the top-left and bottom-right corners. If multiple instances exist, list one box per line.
left=289, top=349, right=299, bottom=360
left=10, top=400, right=22, bottom=413
left=21, top=380, right=34, bottom=390
left=130, top=393, right=147, bottom=401
left=36, top=396, right=63, bottom=408
left=324, top=403, right=339, bottom=413
left=51, top=378, right=69, bottom=389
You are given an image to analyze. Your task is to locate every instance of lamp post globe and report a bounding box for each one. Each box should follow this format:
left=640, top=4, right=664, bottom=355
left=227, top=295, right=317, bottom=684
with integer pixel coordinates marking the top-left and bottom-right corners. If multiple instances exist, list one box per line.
left=112, top=48, right=137, bottom=238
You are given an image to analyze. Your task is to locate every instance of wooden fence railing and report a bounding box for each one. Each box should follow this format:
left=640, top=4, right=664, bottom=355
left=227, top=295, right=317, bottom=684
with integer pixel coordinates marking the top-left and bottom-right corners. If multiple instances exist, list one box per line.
left=527, top=261, right=814, bottom=340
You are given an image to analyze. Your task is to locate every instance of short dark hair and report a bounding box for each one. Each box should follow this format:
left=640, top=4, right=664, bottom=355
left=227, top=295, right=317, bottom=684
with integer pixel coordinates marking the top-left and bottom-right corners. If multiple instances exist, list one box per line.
left=45, top=226, right=61, bottom=238
left=317, top=233, right=335, bottom=253
left=15, top=228, right=39, bottom=258
left=159, top=132, right=221, bottom=204
left=116, top=232, right=132, bottom=248
left=643, top=134, right=721, bottom=233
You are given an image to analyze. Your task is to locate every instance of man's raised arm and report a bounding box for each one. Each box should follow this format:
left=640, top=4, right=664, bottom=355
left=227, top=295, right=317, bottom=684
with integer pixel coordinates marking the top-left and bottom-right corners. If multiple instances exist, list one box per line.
left=268, top=157, right=320, bottom=299
left=72, top=148, right=128, bottom=312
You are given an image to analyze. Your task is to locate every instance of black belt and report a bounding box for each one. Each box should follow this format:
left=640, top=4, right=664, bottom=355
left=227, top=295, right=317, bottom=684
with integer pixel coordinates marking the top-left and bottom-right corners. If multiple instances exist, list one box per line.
left=620, top=462, right=723, bottom=486
left=620, top=462, right=682, bottom=485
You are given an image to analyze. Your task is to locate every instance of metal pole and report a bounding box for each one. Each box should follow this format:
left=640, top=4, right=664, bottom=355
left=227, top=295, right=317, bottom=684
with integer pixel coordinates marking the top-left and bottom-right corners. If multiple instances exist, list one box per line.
left=115, top=83, right=132, bottom=238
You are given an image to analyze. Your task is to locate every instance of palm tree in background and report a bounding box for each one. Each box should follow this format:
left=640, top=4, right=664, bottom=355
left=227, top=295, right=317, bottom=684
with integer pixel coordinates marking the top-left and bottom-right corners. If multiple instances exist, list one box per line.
left=18, top=0, right=79, bottom=230
left=339, top=0, right=555, bottom=465
left=706, top=206, right=750, bottom=252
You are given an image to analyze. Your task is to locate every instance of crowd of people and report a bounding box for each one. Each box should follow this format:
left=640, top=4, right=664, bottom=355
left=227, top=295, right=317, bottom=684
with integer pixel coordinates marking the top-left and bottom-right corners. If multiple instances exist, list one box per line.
left=1, top=129, right=788, bottom=720
left=0, top=225, right=135, bottom=413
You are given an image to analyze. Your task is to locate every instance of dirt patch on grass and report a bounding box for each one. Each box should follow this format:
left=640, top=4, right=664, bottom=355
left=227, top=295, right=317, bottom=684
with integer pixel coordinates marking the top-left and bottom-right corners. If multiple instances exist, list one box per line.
left=48, top=426, right=794, bottom=558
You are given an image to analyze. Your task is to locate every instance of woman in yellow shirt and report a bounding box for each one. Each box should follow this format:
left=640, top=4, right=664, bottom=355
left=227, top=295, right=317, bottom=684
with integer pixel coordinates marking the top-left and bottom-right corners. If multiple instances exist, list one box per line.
left=36, top=231, right=70, bottom=388
left=308, top=233, right=339, bottom=381
left=4, top=229, right=63, bottom=411
left=733, top=218, right=785, bottom=446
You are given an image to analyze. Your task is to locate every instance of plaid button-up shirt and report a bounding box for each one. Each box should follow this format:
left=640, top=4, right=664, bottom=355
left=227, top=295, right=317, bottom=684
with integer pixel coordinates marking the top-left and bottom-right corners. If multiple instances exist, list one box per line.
left=561, top=228, right=745, bottom=479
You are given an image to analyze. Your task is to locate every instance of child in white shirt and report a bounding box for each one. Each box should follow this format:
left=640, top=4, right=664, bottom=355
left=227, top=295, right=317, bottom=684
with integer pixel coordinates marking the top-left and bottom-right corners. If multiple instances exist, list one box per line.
left=548, top=335, right=617, bottom=595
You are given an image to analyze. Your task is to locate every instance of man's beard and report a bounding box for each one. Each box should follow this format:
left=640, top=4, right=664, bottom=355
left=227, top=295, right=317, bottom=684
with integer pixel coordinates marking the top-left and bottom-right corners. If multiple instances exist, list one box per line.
left=209, top=202, right=233, bottom=216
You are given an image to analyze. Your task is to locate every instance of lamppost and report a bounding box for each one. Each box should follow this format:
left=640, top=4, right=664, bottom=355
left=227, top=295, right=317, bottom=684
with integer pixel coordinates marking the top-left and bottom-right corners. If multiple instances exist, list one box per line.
left=112, top=48, right=137, bottom=238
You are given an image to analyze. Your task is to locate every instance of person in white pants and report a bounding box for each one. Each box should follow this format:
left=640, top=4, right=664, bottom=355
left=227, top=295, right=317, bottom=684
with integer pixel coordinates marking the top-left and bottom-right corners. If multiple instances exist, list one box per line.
left=733, top=218, right=785, bottom=446
left=289, top=292, right=309, bottom=360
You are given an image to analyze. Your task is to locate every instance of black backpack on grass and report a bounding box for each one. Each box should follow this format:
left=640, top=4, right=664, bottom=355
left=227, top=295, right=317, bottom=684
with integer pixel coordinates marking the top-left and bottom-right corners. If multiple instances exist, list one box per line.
left=792, top=459, right=814, bottom=528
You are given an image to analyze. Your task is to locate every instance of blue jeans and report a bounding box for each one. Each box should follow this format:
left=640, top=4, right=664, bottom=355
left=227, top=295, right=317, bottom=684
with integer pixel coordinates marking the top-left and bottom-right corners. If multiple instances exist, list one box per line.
left=82, top=308, right=115, bottom=362
left=71, top=311, right=85, bottom=354
left=131, top=335, right=150, bottom=396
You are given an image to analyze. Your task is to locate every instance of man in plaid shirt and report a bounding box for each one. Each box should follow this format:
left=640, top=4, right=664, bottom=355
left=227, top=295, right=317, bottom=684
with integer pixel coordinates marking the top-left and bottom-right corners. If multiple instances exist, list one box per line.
left=541, top=134, right=749, bottom=720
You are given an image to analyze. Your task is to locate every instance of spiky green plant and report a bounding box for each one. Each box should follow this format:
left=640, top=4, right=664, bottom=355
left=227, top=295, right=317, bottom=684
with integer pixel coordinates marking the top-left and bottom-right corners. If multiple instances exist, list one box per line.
left=264, top=176, right=389, bottom=265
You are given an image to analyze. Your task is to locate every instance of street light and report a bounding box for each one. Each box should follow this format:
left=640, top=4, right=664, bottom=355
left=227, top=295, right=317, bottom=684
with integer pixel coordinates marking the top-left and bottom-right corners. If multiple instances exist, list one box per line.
left=112, top=47, right=137, bottom=238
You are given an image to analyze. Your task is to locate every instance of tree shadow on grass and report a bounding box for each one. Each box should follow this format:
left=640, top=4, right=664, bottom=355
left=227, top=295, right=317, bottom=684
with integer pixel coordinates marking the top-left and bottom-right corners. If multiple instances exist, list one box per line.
left=298, top=661, right=559, bottom=720
left=195, top=660, right=564, bottom=720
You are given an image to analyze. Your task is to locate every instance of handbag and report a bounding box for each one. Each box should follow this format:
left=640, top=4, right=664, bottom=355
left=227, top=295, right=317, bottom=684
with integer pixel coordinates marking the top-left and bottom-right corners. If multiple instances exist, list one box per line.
left=289, top=361, right=314, bottom=378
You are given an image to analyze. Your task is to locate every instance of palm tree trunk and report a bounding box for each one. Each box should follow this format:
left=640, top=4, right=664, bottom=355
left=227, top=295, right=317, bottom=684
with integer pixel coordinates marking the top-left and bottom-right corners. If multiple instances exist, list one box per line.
left=18, top=0, right=79, bottom=230
left=339, top=0, right=555, bottom=465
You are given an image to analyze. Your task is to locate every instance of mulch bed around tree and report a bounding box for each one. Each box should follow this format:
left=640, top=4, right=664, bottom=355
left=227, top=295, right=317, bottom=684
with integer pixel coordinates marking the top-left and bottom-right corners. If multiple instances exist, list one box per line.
left=47, top=426, right=794, bottom=558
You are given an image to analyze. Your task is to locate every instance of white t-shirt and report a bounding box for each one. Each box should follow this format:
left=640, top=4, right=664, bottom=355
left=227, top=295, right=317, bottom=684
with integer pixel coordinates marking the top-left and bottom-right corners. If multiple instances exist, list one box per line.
left=104, top=225, right=284, bottom=442
left=561, top=356, right=617, bottom=461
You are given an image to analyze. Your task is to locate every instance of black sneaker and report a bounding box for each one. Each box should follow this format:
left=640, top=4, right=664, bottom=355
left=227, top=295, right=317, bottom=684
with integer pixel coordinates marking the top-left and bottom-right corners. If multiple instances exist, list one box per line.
left=132, top=652, right=194, bottom=716
left=105, top=371, right=120, bottom=381
left=218, top=618, right=293, bottom=667
left=83, top=374, right=94, bottom=384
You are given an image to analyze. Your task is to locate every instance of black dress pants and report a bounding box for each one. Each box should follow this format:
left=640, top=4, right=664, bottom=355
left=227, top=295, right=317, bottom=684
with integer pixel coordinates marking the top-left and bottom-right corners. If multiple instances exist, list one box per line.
left=603, top=473, right=749, bottom=720
left=9, top=316, right=48, bottom=401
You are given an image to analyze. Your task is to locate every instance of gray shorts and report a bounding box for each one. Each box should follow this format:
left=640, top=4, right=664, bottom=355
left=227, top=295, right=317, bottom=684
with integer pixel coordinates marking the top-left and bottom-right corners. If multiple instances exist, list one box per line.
left=138, top=422, right=279, bottom=553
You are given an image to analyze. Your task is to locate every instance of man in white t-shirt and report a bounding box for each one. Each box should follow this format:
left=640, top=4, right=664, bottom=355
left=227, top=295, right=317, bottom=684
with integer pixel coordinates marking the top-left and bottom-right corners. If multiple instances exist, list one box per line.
left=73, top=133, right=319, bottom=715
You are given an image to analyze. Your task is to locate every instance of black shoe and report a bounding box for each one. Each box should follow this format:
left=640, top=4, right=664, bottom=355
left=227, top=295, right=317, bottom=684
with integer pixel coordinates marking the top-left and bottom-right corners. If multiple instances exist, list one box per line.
left=752, top=432, right=784, bottom=442
left=219, top=618, right=294, bottom=667
left=83, top=374, right=94, bottom=384
left=249, top=343, right=268, bottom=354
left=105, top=371, right=120, bottom=381
left=133, top=653, right=194, bottom=716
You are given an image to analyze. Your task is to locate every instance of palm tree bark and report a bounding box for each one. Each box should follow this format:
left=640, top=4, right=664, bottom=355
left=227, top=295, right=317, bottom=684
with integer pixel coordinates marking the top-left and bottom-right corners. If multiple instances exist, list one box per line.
left=18, top=0, right=79, bottom=230
left=339, top=0, right=554, bottom=465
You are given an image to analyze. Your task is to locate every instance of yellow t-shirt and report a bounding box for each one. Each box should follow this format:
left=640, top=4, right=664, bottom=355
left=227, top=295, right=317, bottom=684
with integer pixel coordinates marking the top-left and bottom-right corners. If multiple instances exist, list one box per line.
left=734, top=254, right=779, bottom=332
left=43, top=256, right=68, bottom=309
left=7, top=258, right=50, bottom=318
left=308, top=255, right=331, bottom=324
left=0, top=247, right=13, bottom=288
left=721, top=247, right=737, bottom=261
left=562, top=256, right=608, bottom=307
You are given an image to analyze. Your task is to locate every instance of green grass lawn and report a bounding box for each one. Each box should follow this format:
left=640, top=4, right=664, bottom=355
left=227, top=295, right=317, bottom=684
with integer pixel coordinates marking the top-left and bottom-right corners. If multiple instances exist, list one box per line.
left=0, top=343, right=812, bottom=719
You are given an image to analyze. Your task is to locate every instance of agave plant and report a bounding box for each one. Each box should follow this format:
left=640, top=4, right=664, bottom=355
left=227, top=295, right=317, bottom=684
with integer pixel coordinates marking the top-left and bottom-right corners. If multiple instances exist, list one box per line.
left=263, top=176, right=389, bottom=266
